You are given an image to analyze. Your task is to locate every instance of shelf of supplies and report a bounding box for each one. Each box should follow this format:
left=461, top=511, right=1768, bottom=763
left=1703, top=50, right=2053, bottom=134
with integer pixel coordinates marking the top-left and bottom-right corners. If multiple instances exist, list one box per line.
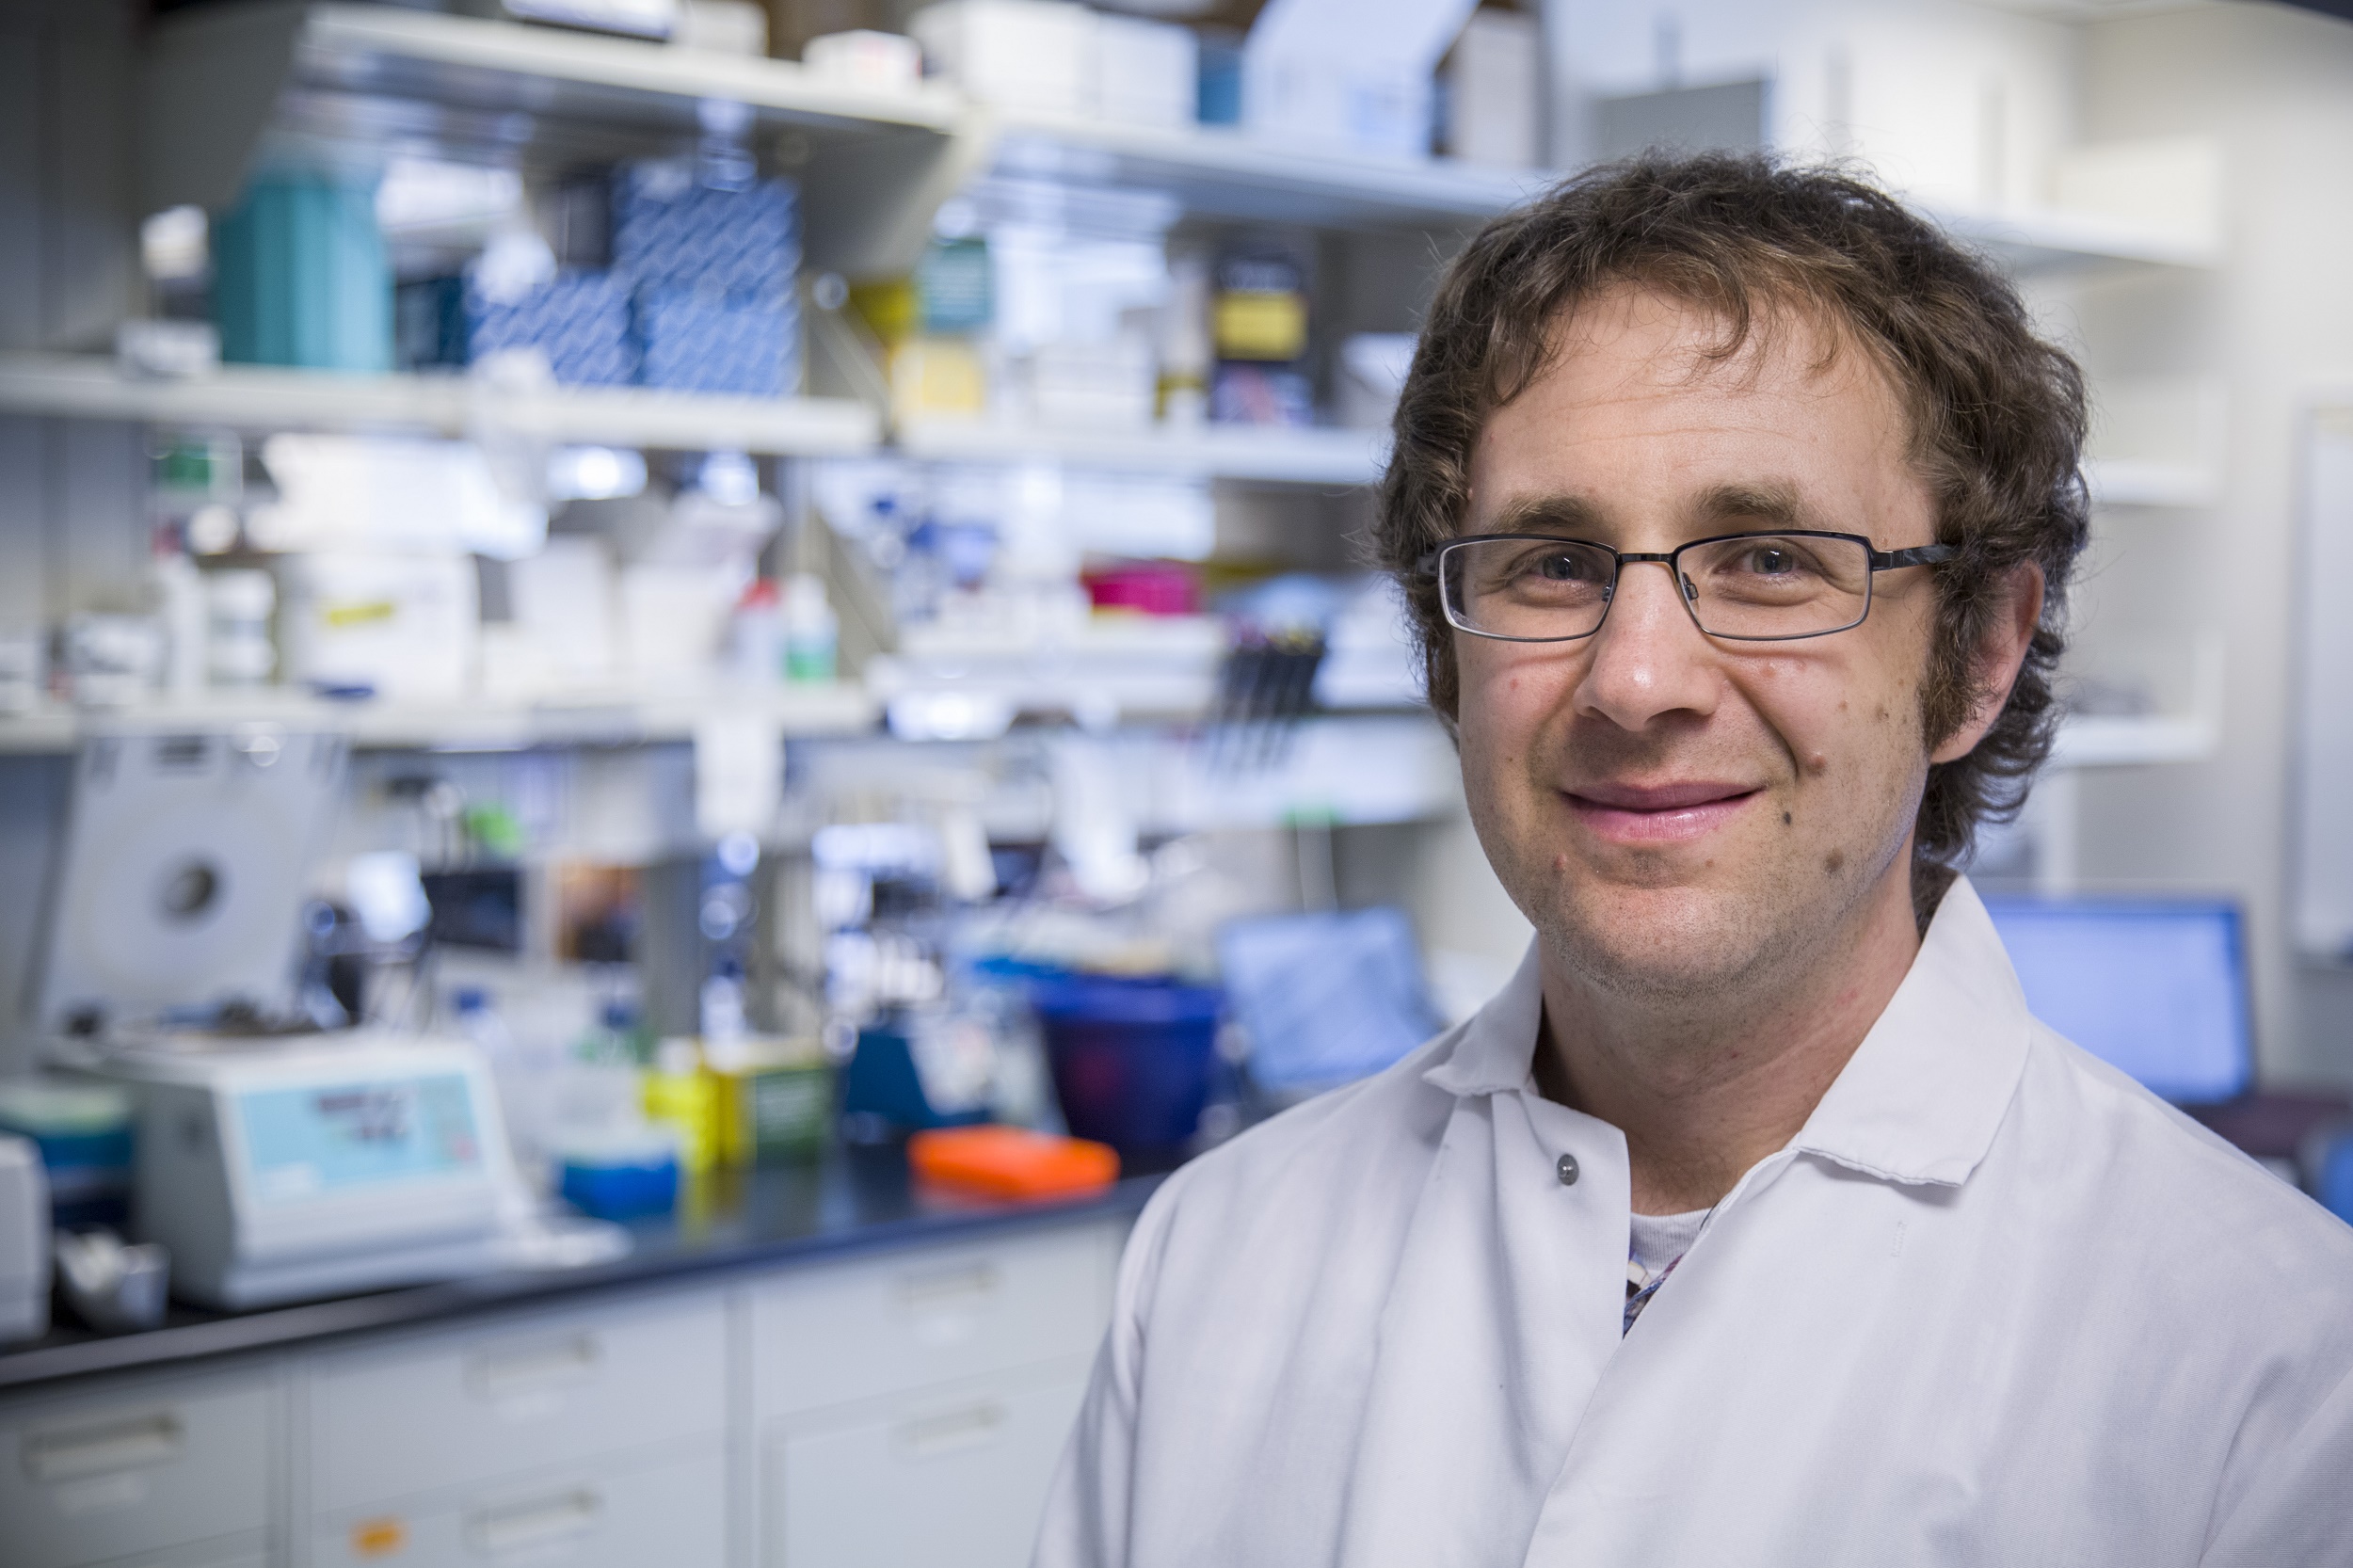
left=1930, top=204, right=2220, bottom=273
left=895, top=418, right=1388, bottom=484
left=2084, top=457, right=2221, bottom=509
left=0, top=356, right=882, bottom=456
left=147, top=5, right=1532, bottom=242
left=147, top=0, right=959, bottom=214
left=0, top=682, right=878, bottom=756
left=2047, top=712, right=2217, bottom=769
left=987, top=111, right=1552, bottom=230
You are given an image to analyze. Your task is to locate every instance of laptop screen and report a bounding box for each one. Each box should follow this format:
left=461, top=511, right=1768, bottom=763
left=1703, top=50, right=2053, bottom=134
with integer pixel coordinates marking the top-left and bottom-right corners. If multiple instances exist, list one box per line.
left=1218, top=906, right=1443, bottom=1095
left=1979, top=897, right=2252, bottom=1105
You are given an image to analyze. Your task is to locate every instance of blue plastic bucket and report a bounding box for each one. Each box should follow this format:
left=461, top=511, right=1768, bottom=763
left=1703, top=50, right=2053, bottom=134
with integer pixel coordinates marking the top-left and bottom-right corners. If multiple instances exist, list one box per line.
left=1032, top=975, right=1222, bottom=1159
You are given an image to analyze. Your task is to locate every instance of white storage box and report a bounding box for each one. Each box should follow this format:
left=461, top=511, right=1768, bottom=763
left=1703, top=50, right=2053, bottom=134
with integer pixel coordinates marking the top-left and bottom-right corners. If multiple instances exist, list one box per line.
left=909, top=0, right=1093, bottom=117
left=278, top=552, right=478, bottom=701
left=1092, top=14, right=1197, bottom=129
left=1443, top=8, right=1542, bottom=168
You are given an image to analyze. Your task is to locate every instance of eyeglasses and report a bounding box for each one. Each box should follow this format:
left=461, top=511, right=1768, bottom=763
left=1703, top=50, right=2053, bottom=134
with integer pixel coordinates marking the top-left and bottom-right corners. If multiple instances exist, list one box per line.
left=1419, top=531, right=1957, bottom=644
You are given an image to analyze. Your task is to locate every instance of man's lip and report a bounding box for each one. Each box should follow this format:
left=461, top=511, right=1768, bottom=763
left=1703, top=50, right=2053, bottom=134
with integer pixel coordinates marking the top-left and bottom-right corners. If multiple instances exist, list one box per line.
left=1563, top=780, right=1763, bottom=811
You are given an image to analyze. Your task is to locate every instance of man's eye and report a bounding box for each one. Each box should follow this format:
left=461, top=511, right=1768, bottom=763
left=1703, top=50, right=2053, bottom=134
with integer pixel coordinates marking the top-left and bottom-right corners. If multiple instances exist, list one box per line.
left=1529, top=552, right=1597, bottom=582
left=1739, top=547, right=1808, bottom=576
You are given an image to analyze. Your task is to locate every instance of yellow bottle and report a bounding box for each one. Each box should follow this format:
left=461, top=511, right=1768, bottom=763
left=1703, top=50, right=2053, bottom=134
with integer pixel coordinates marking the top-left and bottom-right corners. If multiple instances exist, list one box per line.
left=641, top=1038, right=719, bottom=1174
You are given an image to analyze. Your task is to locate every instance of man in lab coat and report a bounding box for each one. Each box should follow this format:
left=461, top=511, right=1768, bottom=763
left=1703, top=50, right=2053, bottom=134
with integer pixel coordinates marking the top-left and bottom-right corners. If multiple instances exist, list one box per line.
left=1033, top=154, right=2353, bottom=1566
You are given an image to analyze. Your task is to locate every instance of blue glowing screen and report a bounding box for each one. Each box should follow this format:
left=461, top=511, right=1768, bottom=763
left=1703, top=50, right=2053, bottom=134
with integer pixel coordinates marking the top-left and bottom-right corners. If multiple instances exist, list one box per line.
left=1980, top=898, right=2251, bottom=1105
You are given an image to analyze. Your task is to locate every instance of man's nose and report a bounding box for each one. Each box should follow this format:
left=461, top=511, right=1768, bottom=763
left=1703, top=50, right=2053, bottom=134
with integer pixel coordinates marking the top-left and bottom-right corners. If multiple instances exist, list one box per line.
left=1572, top=558, right=1721, bottom=728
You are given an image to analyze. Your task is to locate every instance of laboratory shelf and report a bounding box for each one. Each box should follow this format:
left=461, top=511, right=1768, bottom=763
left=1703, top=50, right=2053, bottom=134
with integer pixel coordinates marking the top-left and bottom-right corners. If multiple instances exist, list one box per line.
left=1929, top=203, right=2220, bottom=274
left=986, top=110, right=1550, bottom=231
left=144, top=2, right=959, bottom=202
left=0, top=355, right=882, bottom=457
left=2084, top=456, right=2222, bottom=509
left=0, top=681, right=879, bottom=756
left=895, top=417, right=1389, bottom=484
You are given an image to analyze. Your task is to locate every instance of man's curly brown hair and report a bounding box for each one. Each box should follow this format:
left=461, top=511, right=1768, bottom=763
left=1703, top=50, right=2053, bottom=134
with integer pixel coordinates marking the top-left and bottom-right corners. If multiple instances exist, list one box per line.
left=1375, top=152, right=2091, bottom=917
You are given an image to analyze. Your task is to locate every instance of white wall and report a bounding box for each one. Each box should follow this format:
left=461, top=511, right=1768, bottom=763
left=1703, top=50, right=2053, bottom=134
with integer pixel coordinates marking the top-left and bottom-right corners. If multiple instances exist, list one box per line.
left=2066, top=1, right=2353, bottom=1089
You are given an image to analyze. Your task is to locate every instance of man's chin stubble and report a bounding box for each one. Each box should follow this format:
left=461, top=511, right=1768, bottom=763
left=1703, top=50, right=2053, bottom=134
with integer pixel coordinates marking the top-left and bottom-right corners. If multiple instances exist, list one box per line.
left=1529, top=871, right=1874, bottom=1016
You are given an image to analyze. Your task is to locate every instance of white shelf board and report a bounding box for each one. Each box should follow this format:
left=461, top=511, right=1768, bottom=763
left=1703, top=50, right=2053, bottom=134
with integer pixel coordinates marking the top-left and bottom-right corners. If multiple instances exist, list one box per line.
left=896, top=419, right=1388, bottom=484
left=2084, top=457, right=2221, bottom=509
left=1930, top=204, right=2220, bottom=273
left=0, top=683, right=877, bottom=756
left=294, top=3, right=962, bottom=134
left=2047, top=712, right=2217, bottom=769
left=989, top=111, right=1551, bottom=230
left=0, top=356, right=881, bottom=456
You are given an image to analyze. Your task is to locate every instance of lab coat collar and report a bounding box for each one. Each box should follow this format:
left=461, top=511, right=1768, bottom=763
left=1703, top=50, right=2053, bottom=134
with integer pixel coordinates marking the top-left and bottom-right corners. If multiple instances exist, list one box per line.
left=1787, top=875, right=2030, bottom=1186
left=1420, top=936, right=1546, bottom=1097
left=1419, top=875, right=2030, bottom=1188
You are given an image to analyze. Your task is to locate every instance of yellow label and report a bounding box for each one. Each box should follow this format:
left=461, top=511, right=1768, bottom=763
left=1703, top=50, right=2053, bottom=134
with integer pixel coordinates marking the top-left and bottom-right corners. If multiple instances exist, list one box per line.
left=350, top=1516, right=408, bottom=1558
left=322, top=600, right=398, bottom=629
left=1213, top=291, right=1307, bottom=361
left=888, top=338, right=988, bottom=418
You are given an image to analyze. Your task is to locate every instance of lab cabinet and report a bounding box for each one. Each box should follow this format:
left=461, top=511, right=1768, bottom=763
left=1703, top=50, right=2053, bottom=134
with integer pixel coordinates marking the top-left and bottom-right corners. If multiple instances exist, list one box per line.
left=308, top=1440, right=726, bottom=1568
left=0, top=1369, right=275, bottom=1568
left=304, top=1290, right=727, bottom=1514
left=0, top=1209, right=1131, bottom=1568
left=763, top=1365, right=1092, bottom=1568
left=748, top=1224, right=1118, bottom=1419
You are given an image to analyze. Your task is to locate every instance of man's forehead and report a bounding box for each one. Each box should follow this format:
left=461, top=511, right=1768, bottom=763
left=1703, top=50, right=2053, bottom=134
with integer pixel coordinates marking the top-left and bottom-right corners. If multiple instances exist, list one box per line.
left=1536, top=281, right=1894, bottom=405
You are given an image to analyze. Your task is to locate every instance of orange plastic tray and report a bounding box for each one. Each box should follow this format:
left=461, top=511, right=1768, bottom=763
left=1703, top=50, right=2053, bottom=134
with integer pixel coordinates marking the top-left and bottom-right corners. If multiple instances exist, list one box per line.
left=907, top=1125, right=1120, bottom=1199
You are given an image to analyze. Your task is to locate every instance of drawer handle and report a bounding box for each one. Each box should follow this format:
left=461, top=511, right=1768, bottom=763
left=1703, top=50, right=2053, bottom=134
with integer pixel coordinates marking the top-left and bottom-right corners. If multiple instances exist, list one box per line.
left=899, top=1400, right=1008, bottom=1459
left=467, top=1487, right=602, bottom=1556
left=468, top=1336, right=602, bottom=1402
left=24, top=1413, right=184, bottom=1483
left=900, top=1262, right=999, bottom=1310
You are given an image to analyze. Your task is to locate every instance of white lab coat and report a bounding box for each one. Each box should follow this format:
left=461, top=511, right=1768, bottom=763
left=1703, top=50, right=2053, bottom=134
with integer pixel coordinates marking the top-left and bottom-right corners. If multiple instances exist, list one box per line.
left=1034, top=879, right=2353, bottom=1566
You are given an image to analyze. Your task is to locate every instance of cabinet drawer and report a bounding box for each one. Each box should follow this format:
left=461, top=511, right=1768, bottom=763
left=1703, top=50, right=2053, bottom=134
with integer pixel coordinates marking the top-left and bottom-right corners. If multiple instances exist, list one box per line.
left=314, top=1441, right=725, bottom=1568
left=0, top=1375, right=270, bottom=1568
left=309, top=1291, right=726, bottom=1513
left=751, top=1219, right=1115, bottom=1421
left=763, top=1367, right=1089, bottom=1568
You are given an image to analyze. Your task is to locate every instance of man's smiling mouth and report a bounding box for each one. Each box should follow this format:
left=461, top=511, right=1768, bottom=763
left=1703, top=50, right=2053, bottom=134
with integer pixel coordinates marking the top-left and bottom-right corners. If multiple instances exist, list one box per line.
left=1561, top=780, right=1765, bottom=844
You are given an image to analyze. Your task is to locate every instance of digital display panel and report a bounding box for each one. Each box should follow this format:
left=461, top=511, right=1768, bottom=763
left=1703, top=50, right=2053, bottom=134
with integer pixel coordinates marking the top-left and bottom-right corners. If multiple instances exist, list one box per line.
left=1980, top=898, right=2252, bottom=1105
left=237, top=1074, right=483, bottom=1203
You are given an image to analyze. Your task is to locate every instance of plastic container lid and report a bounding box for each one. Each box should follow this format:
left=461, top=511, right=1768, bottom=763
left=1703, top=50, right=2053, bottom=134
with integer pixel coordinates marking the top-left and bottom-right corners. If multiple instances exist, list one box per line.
left=908, top=1125, right=1119, bottom=1199
left=1030, top=974, right=1222, bottom=1027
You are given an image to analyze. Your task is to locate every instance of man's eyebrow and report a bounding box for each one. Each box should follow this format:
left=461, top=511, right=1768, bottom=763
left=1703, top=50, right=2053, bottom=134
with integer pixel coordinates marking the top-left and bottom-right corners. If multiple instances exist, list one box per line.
left=1475, top=494, right=1608, bottom=536
left=1694, top=482, right=1821, bottom=531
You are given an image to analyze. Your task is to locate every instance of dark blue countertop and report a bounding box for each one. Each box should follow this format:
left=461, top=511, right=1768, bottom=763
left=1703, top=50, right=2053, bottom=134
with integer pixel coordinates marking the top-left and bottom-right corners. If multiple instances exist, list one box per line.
left=0, top=1144, right=1162, bottom=1394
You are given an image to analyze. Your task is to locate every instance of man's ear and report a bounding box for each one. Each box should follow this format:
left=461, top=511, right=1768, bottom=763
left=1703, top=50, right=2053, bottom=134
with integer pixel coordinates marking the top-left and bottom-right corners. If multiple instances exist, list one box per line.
left=1929, top=562, right=2046, bottom=765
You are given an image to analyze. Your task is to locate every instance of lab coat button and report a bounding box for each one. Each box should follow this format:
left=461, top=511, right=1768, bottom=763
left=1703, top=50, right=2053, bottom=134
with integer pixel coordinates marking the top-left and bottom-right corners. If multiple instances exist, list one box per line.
left=1556, top=1153, right=1579, bottom=1186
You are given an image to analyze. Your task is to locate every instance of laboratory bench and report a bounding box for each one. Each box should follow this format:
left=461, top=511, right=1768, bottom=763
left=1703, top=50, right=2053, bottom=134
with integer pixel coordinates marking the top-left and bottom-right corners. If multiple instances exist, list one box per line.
left=0, top=1147, right=1159, bottom=1568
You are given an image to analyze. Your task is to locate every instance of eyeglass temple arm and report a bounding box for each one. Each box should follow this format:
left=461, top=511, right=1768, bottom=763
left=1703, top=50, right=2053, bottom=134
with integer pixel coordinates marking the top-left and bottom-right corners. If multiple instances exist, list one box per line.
left=1871, top=544, right=1957, bottom=569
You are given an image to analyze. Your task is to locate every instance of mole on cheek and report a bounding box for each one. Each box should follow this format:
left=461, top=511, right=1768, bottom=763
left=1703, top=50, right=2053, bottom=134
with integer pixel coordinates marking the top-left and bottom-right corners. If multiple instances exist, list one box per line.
left=1782, top=811, right=1793, bottom=827
left=1825, top=850, right=1846, bottom=876
left=1805, top=753, right=1830, bottom=776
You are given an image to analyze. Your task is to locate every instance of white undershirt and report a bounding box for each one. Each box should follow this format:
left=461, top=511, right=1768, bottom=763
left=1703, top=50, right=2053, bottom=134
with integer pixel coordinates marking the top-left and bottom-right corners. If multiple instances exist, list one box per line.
left=1627, top=1207, right=1710, bottom=1288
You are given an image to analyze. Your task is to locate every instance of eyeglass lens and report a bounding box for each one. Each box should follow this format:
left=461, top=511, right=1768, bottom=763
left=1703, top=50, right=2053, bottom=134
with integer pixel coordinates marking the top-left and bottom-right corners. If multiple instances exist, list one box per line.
left=1441, top=534, right=1877, bottom=641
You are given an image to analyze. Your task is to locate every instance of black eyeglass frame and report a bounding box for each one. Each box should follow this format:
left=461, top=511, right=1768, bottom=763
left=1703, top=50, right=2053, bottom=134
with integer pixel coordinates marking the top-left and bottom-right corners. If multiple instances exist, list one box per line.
left=1417, top=530, right=1959, bottom=644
